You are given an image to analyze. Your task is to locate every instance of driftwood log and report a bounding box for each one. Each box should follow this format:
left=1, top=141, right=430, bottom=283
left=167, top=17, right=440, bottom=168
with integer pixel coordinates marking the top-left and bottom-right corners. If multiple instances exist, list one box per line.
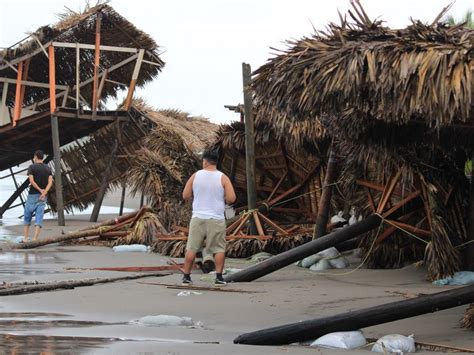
left=234, top=284, right=474, bottom=345
left=0, top=272, right=170, bottom=296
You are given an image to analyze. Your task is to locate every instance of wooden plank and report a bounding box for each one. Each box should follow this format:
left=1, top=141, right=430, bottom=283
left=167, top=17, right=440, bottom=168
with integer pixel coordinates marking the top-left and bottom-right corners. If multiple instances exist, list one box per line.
left=366, top=187, right=376, bottom=212
left=253, top=211, right=265, bottom=236
left=52, top=42, right=139, bottom=53
left=384, top=219, right=431, bottom=237
left=12, top=61, right=24, bottom=126
left=92, top=13, right=101, bottom=113
left=51, top=115, right=65, bottom=226
left=266, top=172, right=287, bottom=202
left=230, top=213, right=251, bottom=236
left=123, top=49, right=145, bottom=110
left=48, top=46, right=56, bottom=113
left=356, top=179, right=403, bottom=197
left=76, top=43, right=80, bottom=109
left=0, top=78, right=68, bottom=90
left=257, top=212, right=288, bottom=235
left=18, top=58, right=31, bottom=117
left=382, top=190, right=421, bottom=218
left=377, top=170, right=402, bottom=214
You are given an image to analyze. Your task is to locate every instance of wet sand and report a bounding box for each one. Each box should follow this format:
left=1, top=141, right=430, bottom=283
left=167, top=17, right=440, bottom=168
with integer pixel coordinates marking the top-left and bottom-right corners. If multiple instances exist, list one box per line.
left=0, top=198, right=473, bottom=353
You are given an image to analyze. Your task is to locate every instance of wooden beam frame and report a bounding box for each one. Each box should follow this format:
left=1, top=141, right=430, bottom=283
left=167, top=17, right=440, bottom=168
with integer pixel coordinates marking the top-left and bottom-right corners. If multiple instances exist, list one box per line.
left=92, top=13, right=101, bottom=113
left=12, top=61, right=23, bottom=126
left=48, top=46, right=56, bottom=114
left=0, top=78, right=68, bottom=90
left=123, top=49, right=145, bottom=111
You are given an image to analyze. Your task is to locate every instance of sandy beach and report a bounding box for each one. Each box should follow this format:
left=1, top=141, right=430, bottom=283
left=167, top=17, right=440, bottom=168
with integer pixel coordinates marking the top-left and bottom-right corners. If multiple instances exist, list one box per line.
left=0, top=204, right=472, bottom=354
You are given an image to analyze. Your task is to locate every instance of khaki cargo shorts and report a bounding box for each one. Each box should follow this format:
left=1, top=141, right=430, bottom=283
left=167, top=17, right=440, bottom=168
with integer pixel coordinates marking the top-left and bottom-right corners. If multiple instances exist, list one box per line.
left=186, top=217, right=226, bottom=254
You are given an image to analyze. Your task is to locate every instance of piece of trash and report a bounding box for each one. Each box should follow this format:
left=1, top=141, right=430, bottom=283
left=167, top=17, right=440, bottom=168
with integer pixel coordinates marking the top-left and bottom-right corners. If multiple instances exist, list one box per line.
left=432, top=271, right=474, bottom=286
left=177, top=291, right=203, bottom=297
left=131, top=315, right=195, bottom=327
left=112, top=244, right=150, bottom=253
left=371, top=334, right=416, bottom=353
left=330, top=211, right=346, bottom=224
left=310, top=331, right=367, bottom=349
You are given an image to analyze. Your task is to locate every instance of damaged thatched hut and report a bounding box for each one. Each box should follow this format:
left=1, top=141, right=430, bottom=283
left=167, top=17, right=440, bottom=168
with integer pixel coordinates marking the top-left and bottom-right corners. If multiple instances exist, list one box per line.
left=250, top=1, right=473, bottom=282
left=54, top=105, right=218, bottom=229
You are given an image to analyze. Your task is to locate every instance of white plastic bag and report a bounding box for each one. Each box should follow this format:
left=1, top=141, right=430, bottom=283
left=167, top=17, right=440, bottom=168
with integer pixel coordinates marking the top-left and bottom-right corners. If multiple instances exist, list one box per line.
left=132, top=315, right=194, bottom=326
left=328, top=256, right=349, bottom=269
left=371, top=334, right=416, bottom=353
left=311, top=331, right=366, bottom=349
left=433, top=271, right=474, bottom=286
left=310, top=259, right=331, bottom=271
left=112, top=244, right=149, bottom=253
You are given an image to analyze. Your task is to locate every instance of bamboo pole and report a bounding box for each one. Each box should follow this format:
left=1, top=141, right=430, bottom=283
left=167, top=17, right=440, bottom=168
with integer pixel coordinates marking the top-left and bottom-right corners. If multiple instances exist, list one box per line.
left=92, top=13, right=101, bottom=113
left=466, top=155, right=474, bottom=271
left=234, top=284, right=474, bottom=345
left=12, top=61, right=23, bottom=126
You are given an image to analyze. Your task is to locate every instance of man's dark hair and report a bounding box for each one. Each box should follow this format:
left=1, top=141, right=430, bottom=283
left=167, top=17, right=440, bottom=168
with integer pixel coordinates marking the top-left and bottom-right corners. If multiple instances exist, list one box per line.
left=202, top=149, right=219, bottom=165
left=34, top=150, right=44, bottom=160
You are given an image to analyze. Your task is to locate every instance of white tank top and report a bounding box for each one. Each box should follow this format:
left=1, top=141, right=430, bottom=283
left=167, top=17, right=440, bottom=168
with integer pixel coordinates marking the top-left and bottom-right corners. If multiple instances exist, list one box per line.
left=192, top=170, right=225, bottom=219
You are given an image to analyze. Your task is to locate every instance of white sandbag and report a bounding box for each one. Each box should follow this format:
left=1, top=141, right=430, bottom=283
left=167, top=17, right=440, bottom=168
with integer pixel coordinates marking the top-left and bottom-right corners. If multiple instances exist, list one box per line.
left=316, top=247, right=340, bottom=259
left=311, top=331, right=366, bottom=349
left=432, top=271, right=474, bottom=286
left=249, top=252, right=273, bottom=263
left=132, top=315, right=194, bottom=327
left=310, top=259, right=331, bottom=271
left=371, top=334, right=416, bottom=353
left=328, top=256, right=350, bottom=269
left=112, top=244, right=149, bottom=253
left=301, top=254, right=322, bottom=268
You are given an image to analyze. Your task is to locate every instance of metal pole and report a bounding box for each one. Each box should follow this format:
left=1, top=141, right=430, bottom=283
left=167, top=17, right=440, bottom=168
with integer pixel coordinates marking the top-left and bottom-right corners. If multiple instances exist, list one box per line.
left=242, top=63, right=257, bottom=235
left=51, top=115, right=65, bottom=226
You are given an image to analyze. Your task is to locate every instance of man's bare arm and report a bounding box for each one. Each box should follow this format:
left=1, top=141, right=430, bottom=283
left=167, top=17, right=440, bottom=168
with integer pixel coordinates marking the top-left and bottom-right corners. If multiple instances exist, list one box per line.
left=182, top=173, right=196, bottom=201
left=29, top=175, right=44, bottom=194
left=41, top=176, right=53, bottom=199
left=222, top=174, right=236, bottom=204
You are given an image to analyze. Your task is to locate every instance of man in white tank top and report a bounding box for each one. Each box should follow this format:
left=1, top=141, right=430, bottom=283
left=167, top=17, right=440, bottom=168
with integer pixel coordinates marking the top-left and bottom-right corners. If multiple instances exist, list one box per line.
left=182, top=150, right=236, bottom=286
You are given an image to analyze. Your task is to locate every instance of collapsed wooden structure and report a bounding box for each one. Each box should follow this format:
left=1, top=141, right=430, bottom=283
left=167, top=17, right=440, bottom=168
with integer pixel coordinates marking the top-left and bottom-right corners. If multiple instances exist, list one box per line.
left=0, top=4, right=164, bottom=222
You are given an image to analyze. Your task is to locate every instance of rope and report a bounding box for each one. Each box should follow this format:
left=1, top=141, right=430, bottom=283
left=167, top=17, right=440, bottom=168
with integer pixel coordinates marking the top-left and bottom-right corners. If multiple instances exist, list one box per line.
left=311, top=222, right=384, bottom=277
left=374, top=213, right=429, bottom=245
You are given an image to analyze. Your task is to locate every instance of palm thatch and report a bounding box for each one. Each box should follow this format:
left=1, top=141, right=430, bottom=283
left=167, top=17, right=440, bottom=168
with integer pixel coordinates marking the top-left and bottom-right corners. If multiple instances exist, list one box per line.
left=49, top=105, right=217, bottom=224
left=461, top=304, right=474, bottom=329
left=251, top=1, right=473, bottom=135
left=0, top=3, right=164, bottom=110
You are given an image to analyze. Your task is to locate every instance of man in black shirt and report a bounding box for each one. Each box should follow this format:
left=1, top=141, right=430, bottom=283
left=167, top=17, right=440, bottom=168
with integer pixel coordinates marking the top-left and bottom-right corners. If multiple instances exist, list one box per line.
left=23, top=150, right=53, bottom=242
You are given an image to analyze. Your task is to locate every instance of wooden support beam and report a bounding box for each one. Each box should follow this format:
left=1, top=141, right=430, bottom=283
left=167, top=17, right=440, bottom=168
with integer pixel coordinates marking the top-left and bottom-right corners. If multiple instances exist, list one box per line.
left=90, top=136, right=119, bottom=222
left=382, top=190, right=421, bottom=218
left=377, top=170, right=402, bottom=214
left=48, top=46, right=56, bottom=114
left=258, top=212, right=288, bottom=235
left=52, top=42, right=139, bottom=53
left=123, top=49, right=144, bottom=111
left=314, top=147, right=338, bottom=239
left=76, top=43, right=80, bottom=110
left=12, top=61, right=23, bottom=126
left=92, top=13, right=101, bottom=113
left=9, top=168, right=25, bottom=209
left=16, top=58, right=31, bottom=121
left=466, top=154, right=474, bottom=271
left=119, top=182, right=126, bottom=216
left=51, top=116, right=65, bottom=226
left=253, top=211, right=265, bottom=236
left=242, top=62, right=257, bottom=235
left=384, top=219, right=431, bottom=238
left=0, top=77, right=68, bottom=90
left=229, top=213, right=251, bottom=236
left=266, top=172, right=287, bottom=203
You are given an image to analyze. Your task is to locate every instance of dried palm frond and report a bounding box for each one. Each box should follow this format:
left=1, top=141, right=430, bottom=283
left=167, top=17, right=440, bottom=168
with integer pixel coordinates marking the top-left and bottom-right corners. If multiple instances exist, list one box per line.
left=460, top=304, right=474, bottom=329
left=113, top=211, right=166, bottom=246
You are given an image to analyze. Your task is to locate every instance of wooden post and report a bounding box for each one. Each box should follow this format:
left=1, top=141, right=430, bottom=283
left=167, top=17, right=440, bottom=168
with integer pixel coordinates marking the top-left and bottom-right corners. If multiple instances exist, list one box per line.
left=466, top=156, right=474, bottom=271
left=234, top=284, right=474, bottom=345
left=9, top=168, right=25, bottom=209
left=76, top=43, right=80, bottom=110
left=123, top=49, right=145, bottom=111
left=314, top=147, right=338, bottom=239
left=12, top=61, right=23, bottom=126
left=242, top=63, right=257, bottom=235
left=119, top=182, right=126, bottom=216
left=92, top=13, right=101, bottom=113
left=90, top=138, right=119, bottom=222
left=49, top=45, right=65, bottom=226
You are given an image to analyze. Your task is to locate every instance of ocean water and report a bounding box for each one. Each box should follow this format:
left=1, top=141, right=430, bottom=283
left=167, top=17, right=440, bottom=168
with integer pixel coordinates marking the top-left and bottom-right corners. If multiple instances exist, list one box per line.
left=0, top=171, right=133, bottom=240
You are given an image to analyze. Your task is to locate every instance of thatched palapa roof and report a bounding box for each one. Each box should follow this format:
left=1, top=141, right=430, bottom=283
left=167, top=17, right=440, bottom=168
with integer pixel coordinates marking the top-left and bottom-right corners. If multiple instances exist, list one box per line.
left=0, top=3, right=164, bottom=109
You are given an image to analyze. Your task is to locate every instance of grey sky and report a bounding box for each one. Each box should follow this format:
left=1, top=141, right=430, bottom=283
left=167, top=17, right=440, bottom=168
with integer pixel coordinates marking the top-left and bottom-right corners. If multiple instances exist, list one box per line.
left=1, top=0, right=472, bottom=124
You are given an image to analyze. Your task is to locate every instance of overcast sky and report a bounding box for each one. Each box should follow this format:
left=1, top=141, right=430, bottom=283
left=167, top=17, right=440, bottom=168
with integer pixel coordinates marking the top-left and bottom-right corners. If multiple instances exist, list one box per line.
left=1, top=0, right=472, bottom=124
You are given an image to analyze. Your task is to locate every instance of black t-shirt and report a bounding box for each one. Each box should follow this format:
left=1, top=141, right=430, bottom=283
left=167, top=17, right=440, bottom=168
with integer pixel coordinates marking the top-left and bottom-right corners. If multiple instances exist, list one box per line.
left=27, top=163, right=52, bottom=195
